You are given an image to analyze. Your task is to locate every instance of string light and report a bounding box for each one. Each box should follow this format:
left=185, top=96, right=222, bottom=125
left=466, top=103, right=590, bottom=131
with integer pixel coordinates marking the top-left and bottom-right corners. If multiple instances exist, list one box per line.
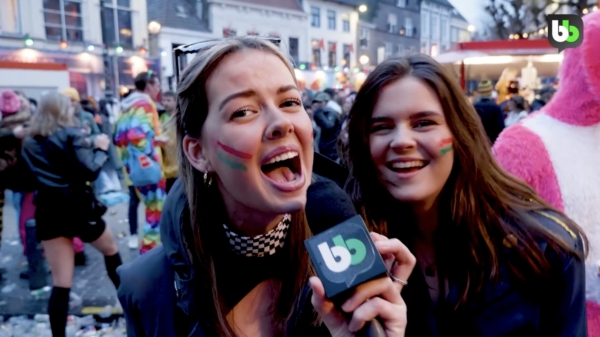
left=115, top=45, right=123, bottom=53
left=87, top=44, right=95, bottom=51
left=24, top=35, right=33, bottom=46
left=60, top=40, right=68, bottom=48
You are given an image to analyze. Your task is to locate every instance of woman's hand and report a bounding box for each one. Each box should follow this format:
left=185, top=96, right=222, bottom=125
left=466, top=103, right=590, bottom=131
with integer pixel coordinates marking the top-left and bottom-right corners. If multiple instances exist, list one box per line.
left=310, top=233, right=416, bottom=336
left=94, top=134, right=110, bottom=151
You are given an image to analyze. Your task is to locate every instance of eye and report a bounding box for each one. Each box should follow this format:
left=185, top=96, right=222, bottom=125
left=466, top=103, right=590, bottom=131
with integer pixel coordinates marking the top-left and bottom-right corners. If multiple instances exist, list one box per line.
left=369, top=124, right=392, bottom=133
left=280, top=98, right=302, bottom=108
left=231, top=107, right=255, bottom=120
left=414, top=120, right=436, bottom=128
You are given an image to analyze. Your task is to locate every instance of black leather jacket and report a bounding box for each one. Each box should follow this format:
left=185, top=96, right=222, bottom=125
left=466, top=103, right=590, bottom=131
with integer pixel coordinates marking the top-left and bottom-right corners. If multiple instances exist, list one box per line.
left=22, top=127, right=107, bottom=191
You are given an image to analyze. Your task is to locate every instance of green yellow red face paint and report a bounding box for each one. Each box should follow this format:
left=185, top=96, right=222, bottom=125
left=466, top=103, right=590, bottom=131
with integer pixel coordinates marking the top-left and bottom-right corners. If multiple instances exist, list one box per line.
left=216, top=141, right=251, bottom=171
left=439, top=137, right=453, bottom=156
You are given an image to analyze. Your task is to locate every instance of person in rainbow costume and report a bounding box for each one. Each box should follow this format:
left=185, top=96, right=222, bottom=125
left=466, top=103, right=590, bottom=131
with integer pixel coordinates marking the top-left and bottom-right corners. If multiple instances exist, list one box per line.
left=114, top=71, right=166, bottom=254
left=493, top=10, right=600, bottom=334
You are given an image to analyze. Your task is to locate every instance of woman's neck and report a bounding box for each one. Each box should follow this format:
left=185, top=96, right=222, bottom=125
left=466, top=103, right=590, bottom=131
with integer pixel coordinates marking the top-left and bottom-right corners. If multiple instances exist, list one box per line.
left=409, top=198, right=440, bottom=245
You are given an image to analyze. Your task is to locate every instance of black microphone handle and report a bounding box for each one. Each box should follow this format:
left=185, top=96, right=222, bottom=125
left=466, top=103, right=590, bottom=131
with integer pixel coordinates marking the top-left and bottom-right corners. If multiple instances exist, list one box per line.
left=358, top=318, right=387, bottom=337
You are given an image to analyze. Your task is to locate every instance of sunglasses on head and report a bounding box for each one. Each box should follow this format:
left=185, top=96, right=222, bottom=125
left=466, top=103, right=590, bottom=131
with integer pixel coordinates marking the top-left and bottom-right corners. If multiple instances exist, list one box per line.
left=172, top=36, right=281, bottom=86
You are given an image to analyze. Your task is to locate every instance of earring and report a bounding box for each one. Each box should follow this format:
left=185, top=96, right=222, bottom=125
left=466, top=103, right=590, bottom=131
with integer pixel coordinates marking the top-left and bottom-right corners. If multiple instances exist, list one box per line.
left=203, top=171, right=213, bottom=187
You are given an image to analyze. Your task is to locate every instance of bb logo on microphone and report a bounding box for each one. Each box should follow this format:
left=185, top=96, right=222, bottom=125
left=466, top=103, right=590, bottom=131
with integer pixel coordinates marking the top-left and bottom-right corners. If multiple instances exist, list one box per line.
left=305, top=215, right=388, bottom=299
left=318, top=234, right=367, bottom=273
left=547, top=14, right=583, bottom=52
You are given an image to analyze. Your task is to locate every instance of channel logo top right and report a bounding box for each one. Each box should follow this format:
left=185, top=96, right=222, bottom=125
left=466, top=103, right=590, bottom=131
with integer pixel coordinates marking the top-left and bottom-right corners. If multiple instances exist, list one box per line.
left=547, top=14, right=584, bottom=52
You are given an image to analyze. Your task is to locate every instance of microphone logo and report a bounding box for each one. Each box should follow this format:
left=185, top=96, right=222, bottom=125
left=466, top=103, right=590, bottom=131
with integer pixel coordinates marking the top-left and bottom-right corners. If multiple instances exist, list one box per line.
left=305, top=215, right=388, bottom=299
left=317, top=235, right=367, bottom=273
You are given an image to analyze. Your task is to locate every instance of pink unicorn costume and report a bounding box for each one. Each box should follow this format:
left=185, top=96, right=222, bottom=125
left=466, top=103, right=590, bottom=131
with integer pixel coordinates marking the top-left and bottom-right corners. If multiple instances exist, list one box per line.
left=493, top=11, right=600, bottom=333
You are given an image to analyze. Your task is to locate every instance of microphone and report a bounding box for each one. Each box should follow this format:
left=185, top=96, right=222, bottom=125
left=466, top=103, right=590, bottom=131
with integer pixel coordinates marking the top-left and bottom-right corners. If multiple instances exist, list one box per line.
left=304, top=203, right=387, bottom=337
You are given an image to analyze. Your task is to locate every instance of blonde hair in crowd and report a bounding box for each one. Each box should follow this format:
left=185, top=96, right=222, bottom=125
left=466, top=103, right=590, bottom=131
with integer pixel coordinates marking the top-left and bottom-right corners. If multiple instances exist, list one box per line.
left=28, top=91, right=79, bottom=137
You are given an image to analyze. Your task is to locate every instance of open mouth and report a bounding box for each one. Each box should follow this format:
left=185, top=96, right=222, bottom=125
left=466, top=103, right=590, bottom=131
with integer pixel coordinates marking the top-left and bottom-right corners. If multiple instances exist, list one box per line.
left=387, top=160, right=429, bottom=174
left=261, top=151, right=302, bottom=184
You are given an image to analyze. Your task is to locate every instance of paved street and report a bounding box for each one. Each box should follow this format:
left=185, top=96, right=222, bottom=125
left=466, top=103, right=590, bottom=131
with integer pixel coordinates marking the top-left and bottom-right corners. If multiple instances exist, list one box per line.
left=0, top=192, right=142, bottom=316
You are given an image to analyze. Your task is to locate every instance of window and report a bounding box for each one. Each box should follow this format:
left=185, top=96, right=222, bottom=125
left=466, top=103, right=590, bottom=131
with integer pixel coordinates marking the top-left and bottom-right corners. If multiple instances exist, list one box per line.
left=102, top=0, right=133, bottom=49
left=328, top=42, right=337, bottom=67
left=451, top=27, right=458, bottom=43
left=405, top=17, right=413, bottom=37
left=43, top=0, right=83, bottom=42
left=311, top=39, right=322, bottom=67
left=342, top=44, right=351, bottom=67
left=311, top=7, right=320, bottom=27
left=360, top=27, right=369, bottom=49
left=327, top=10, right=336, bottom=30
left=342, top=19, right=350, bottom=32
left=396, top=0, right=407, bottom=7
left=397, top=45, right=404, bottom=56
left=422, top=12, right=429, bottom=37
left=441, top=18, right=448, bottom=42
left=431, top=15, right=439, bottom=39
left=387, top=14, right=397, bottom=34
left=1, top=0, right=21, bottom=34
left=384, top=42, right=392, bottom=59
left=289, top=37, right=299, bottom=65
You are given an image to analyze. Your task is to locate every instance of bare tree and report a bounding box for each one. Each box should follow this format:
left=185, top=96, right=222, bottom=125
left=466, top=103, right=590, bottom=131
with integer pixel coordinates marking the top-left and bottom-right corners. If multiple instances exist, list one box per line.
left=484, top=0, right=594, bottom=39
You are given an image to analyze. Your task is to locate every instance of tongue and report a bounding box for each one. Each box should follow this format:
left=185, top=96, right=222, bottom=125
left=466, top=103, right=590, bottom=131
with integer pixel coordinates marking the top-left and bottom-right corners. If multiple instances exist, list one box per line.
left=265, top=166, right=296, bottom=183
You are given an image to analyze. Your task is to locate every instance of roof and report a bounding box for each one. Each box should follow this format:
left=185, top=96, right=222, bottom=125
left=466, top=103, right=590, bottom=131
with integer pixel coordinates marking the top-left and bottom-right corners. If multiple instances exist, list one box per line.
left=233, top=0, right=304, bottom=12
left=147, top=0, right=209, bottom=32
left=452, top=9, right=467, bottom=21
left=427, top=0, right=454, bottom=7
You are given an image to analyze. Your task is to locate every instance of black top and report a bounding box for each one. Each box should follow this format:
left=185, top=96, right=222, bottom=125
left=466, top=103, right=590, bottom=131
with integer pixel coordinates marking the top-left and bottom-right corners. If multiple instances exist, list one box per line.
left=400, top=211, right=587, bottom=337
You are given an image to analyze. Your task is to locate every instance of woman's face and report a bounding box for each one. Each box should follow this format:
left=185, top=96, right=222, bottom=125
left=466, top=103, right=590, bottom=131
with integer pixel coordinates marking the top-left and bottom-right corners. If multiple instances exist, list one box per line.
left=368, top=76, right=454, bottom=209
left=191, top=49, right=314, bottom=216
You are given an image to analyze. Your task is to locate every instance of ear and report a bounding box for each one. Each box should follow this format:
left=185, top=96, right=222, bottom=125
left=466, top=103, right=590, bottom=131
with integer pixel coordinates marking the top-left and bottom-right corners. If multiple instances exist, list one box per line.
left=183, top=135, right=214, bottom=173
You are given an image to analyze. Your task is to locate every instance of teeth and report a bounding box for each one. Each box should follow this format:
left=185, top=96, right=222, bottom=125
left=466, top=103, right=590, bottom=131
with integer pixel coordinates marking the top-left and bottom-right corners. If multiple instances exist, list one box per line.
left=391, top=161, right=424, bottom=169
left=265, top=151, right=299, bottom=165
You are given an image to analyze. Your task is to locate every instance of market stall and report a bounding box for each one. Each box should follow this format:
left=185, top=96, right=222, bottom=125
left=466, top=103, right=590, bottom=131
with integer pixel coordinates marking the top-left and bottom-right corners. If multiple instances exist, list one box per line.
left=435, top=39, right=561, bottom=92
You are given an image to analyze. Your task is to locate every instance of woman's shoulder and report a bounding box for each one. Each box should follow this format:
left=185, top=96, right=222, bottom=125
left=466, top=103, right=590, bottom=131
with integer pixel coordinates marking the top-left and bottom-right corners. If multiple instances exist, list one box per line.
left=117, top=246, right=176, bottom=304
left=528, top=209, right=583, bottom=252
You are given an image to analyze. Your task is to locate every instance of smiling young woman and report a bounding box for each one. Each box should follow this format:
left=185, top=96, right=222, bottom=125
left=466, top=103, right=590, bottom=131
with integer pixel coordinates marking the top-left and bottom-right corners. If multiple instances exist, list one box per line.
left=343, top=54, right=589, bottom=336
left=117, top=37, right=413, bottom=337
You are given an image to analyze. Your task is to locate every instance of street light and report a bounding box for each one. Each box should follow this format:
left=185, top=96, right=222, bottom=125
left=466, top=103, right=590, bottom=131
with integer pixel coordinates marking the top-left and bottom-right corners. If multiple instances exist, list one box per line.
left=147, top=21, right=162, bottom=35
left=358, top=4, right=367, bottom=13
left=359, top=55, right=369, bottom=65
left=467, top=24, right=475, bottom=32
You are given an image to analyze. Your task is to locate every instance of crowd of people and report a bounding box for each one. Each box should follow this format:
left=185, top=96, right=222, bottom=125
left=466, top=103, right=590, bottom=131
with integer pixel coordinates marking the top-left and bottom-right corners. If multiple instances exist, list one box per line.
left=0, top=10, right=599, bottom=337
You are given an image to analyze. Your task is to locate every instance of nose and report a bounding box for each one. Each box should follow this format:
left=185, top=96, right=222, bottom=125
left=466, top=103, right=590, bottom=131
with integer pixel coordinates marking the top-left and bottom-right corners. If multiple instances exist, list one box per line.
left=389, top=124, right=416, bottom=152
left=264, top=109, right=294, bottom=140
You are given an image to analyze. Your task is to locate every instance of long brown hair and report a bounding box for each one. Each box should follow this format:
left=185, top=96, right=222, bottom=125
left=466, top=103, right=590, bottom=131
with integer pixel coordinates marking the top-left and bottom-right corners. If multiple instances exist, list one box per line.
left=176, top=37, right=314, bottom=336
left=29, top=91, right=78, bottom=137
left=344, top=55, right=587, bottom=304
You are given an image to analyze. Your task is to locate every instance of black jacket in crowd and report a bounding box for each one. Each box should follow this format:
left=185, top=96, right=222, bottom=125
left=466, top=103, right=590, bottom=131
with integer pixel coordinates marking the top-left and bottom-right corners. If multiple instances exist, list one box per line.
left=473, top=98, right=505, bottom=144
left=21, top=127, right=107, bottom=192
left=313, top=106, right=341, bottom=162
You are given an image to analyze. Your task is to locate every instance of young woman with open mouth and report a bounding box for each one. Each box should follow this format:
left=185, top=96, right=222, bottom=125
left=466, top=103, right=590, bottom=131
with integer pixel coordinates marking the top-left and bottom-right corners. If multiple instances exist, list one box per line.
left=343, top=55, right=588, bottom=336
left=117, top=36, right=414, bottom=337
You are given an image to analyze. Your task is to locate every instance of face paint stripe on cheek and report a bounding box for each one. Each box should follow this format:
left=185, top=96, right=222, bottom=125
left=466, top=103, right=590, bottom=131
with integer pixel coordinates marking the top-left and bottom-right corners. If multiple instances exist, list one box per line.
left=217, top=141, right=252, bottom=159
left=217, top=151, right=248, bottom=171
left=439, top=137, right=453, bottom=156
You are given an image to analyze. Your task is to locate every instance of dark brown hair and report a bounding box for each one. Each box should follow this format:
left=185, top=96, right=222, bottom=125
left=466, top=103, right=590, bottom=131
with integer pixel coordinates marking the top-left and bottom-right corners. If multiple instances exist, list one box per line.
left=134, top=71, right=158, bottom=91
left=176, top=37, right=314, bottom=336
left=344, top=54, right=587, bottom=304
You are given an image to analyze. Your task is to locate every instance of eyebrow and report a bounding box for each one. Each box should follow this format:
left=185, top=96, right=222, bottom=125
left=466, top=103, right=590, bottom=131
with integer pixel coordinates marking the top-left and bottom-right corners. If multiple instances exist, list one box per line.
left=218, top=85, right=300, bottom=111
left=369, top=110, right=442, bottom=123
